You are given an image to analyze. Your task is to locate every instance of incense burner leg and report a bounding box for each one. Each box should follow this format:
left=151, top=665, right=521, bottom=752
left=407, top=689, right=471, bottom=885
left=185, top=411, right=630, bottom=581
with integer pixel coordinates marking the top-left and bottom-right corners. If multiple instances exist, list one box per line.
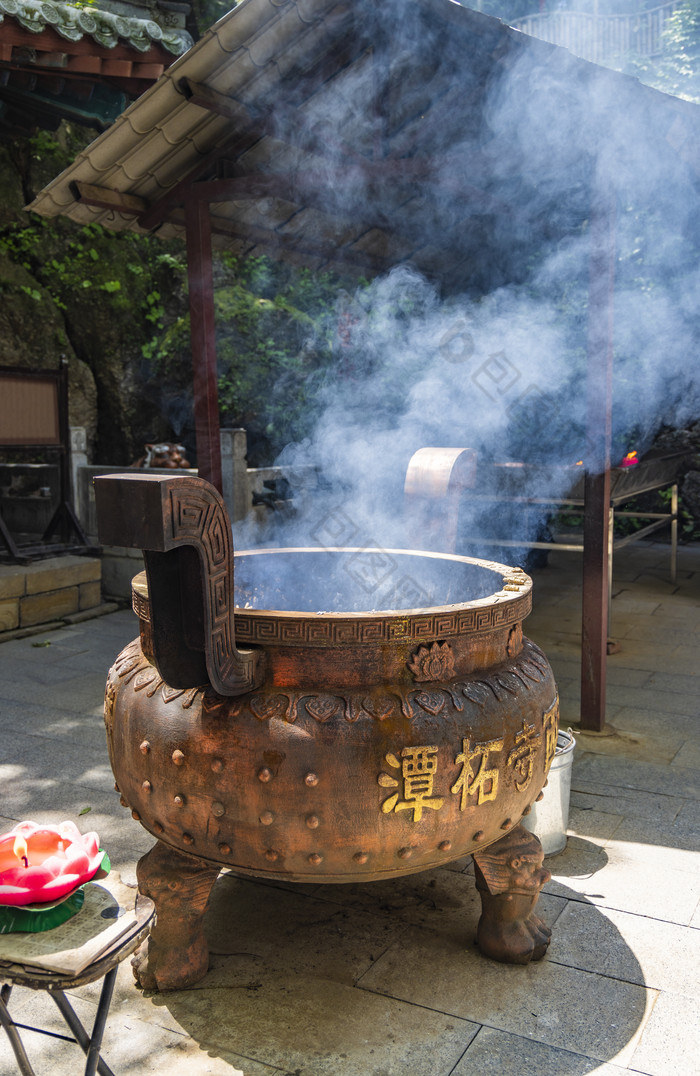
left=472, top=825, right=552, bottom=965
left=132, top=841, right=219, bottom=991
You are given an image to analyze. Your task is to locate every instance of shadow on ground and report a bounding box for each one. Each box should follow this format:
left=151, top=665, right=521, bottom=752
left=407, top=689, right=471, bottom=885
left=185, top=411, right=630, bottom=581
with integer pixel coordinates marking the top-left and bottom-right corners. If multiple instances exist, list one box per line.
left=147, top=861, right=647, bottom=1076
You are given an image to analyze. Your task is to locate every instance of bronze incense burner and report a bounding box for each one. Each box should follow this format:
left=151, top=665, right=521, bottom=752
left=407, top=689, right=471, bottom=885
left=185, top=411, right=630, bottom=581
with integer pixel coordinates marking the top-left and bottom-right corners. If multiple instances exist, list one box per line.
left=95, top=473, right=558, bottom=991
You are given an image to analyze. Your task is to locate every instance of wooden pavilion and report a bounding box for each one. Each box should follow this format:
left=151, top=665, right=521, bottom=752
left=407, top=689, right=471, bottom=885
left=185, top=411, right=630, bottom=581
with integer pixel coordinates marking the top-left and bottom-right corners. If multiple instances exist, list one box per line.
left=29, top=0, right=700, bottom=731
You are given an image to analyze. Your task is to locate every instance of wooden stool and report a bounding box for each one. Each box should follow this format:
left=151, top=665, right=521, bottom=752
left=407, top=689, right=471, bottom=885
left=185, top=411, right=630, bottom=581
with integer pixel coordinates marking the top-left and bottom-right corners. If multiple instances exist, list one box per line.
left=0, top=894, right=154, bottom=1076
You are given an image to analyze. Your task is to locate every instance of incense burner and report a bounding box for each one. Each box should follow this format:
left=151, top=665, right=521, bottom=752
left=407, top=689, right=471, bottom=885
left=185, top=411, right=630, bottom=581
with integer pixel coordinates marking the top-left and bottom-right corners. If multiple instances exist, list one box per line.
left=96, top=473, right=558, bottom=991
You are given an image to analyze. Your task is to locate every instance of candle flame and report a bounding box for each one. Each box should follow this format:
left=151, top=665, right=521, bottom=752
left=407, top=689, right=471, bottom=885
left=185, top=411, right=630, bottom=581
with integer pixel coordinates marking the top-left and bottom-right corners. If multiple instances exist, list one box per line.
left=13, top=835, right=29, bottom=869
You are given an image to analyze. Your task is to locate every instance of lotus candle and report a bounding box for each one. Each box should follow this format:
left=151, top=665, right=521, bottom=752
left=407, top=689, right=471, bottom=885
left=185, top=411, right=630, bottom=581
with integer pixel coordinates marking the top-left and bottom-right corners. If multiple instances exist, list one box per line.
left=0, top=821, right=103, bottom=906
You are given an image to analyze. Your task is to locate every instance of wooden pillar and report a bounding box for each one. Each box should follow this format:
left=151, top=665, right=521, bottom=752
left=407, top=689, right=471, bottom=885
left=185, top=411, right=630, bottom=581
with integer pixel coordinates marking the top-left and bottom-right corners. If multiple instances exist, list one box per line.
left=580, top=188, right=616, bottom=732
left=185, top=195, right=222, bottom=492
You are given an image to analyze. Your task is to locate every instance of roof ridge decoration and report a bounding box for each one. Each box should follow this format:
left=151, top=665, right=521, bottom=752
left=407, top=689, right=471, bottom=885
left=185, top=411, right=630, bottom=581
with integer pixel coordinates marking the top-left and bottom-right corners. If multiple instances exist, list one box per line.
left=0, top=0, right=193, bottom=54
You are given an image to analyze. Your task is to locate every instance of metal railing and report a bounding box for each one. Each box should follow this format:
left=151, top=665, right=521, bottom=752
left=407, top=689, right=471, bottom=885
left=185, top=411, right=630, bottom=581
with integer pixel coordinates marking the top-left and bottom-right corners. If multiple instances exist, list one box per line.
left=512, top=3, right=681, bottom=63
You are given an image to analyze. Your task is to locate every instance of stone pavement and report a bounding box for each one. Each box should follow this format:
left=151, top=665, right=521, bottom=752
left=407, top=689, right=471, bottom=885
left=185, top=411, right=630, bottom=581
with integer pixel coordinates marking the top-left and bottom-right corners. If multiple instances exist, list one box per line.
left=0, top=541, right=698, bottom=1076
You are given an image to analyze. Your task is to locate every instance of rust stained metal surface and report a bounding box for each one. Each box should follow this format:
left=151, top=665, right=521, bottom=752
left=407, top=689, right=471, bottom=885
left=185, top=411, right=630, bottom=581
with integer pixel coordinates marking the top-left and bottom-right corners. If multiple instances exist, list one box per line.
left=98, top=474, right=558, bottom=991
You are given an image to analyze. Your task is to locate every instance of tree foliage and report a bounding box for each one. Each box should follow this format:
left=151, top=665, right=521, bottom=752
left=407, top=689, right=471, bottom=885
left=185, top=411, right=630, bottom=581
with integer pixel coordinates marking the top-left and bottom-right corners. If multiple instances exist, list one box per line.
left=653, top=0, right=700, bottom=101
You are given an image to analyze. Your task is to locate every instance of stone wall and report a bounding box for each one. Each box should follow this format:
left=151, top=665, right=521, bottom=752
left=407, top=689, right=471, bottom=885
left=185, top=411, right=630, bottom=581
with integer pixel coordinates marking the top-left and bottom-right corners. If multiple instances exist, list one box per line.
left=0, top=556, right=102, bottom=633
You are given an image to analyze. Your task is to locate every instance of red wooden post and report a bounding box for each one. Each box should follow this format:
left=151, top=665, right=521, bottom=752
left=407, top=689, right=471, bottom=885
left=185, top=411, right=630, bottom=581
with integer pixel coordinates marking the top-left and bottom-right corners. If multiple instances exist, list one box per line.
left=185, top=194, right=222, bottom=492
left=580, top=188, right=616, bottom=732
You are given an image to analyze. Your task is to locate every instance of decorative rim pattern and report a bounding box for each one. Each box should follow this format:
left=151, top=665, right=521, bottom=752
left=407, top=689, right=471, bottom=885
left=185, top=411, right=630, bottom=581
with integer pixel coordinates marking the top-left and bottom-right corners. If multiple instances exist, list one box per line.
left=132, top=551, right=533, bottom=644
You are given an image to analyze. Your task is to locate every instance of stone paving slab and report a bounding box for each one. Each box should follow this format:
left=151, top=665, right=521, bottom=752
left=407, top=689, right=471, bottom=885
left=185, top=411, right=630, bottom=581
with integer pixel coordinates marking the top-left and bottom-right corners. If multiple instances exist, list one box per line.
left=571, top=716, right=687, bottom=765
left=0, top=669, right=112, bottom=713
left=1, top=734, right=114, bottom=793
left=628, top=990, right=700, bottom=1076
left=601, top=815, right=700, bottom=871
left=551, top=901, right=700, bottom=996
left=305, top=863, right=568, bottom=941
left=203, top=872, right=413, bottom=988
left=449, top=1026, right=631, bottom=1076
left=0, top=700, right=108, bottom=744
left=604, top=686, right=700, bottom=718
left=569, top=784, right=688, bottom=825
left=0, top=987, right=267, bottom=1075
left=671, top=736, right=700, bottom=770
left=645, top=670, right=700, bottom=695
left=545, top=838, right=700, bottom=924
left=356, top=923, right=653, bottom=1066
left=573, top=753, right=700, bottom=800
left=565, top=805, right=624, bottom=845
left=540, top=656, right=652, bottom=689
left=160, top=976, right=481, bottom=1076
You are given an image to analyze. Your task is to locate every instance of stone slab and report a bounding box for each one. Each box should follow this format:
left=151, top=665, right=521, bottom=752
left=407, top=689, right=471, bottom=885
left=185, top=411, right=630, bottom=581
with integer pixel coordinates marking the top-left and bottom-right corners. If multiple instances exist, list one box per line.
left=565, top=805, right=624, bottom=845
left=0, top=597, right=19, bottom=631
left=1, top=733, right=114, bottom=793
left=646, top=672, right=700, bottom=696
left=162, top=974, right=480, bottom=1076
left=569, top=785, right=687, bottom=826
left=604, top=686, right=700, bottom=718
left=0, top=566, right=26, bottom=599
left=201, top=872, right=411, bottom=988
left=571, top=715, right=685, bottom=765
left=544, top=835, right=700, bottom=924
left=356, top=923, right=653, bottom=1066
left=604, top=638, right=694, bottom=670
left=79, top=579, right=103, bottom=610
left=0, top=987, right=268, bottom=1075
left=0, top=667, right=110, bottom=712
left=310, top=861, right=567, bottom=942
left=673, top=799, right=700, bottom=835
left=20, top=586, right=80, bottom=627
left=671, top=737, right=700, bottom=769
left=573, top=753, right=700, bottom=801
left=601, top=816, right=700, bottom=874
left=451, top=1026, right=631, bottom=1076
left=23, top=555, right=101, bottom=594
left=542, top=657, right=651, bottom=688
left=629, top=990, right=700, bottom=1076
left=551, top=901, right=700, bottom=996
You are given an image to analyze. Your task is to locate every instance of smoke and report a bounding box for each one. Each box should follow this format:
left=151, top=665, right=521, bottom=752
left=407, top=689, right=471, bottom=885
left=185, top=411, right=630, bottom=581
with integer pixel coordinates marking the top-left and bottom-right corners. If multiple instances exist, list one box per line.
left=233, top=0, right=700, bottom=581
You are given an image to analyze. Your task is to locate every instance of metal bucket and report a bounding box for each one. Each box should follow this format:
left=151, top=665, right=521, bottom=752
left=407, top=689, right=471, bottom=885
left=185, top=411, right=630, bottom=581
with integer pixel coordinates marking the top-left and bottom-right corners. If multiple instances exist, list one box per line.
left=523, top=729, right=576, bottom=855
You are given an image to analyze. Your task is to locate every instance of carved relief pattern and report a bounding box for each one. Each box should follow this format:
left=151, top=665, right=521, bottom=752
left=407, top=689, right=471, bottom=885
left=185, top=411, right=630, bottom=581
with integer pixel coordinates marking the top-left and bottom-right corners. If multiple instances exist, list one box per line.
left=149, top=479, right=260, bottom=695
left=110, top=640, right=554, bottom=730
left=132, top=589, right=151, bottom=622
left=408, top=641, right=455, bottom=682
left=233, top=591, right=532, bottom=646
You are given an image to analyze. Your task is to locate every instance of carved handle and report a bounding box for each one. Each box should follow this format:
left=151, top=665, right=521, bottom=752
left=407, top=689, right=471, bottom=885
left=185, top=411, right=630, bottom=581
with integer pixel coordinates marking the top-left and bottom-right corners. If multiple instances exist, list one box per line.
left=94, top=473, right=263, bottom=696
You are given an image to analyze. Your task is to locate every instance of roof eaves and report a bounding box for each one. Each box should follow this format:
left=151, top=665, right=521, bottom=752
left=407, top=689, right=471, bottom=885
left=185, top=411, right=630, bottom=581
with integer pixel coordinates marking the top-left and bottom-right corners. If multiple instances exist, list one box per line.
left=0, top=0, right=193, bottom=54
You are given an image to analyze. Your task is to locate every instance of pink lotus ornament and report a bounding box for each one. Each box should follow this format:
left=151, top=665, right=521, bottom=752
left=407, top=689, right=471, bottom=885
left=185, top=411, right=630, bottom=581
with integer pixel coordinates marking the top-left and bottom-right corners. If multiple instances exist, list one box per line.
left=0, top=821, right=104, bottom=906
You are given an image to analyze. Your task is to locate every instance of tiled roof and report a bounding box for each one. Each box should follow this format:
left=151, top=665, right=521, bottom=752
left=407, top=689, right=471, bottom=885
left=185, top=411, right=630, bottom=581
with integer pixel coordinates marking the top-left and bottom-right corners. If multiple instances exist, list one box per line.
left=29, top=0, right=700, bottom=284
left=0, top=0, right=192, bottom=54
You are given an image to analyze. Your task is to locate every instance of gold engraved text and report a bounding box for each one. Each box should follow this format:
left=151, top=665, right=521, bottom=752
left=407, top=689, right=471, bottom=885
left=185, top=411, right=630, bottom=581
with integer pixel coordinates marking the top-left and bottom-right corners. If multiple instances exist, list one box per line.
left=451, top=737, right=504, bottom=809
left=378, top=746, right=444, bottom=821
left=506, top=720, right=541, bottom=792
left=543, top=697, right=559, bottom=771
